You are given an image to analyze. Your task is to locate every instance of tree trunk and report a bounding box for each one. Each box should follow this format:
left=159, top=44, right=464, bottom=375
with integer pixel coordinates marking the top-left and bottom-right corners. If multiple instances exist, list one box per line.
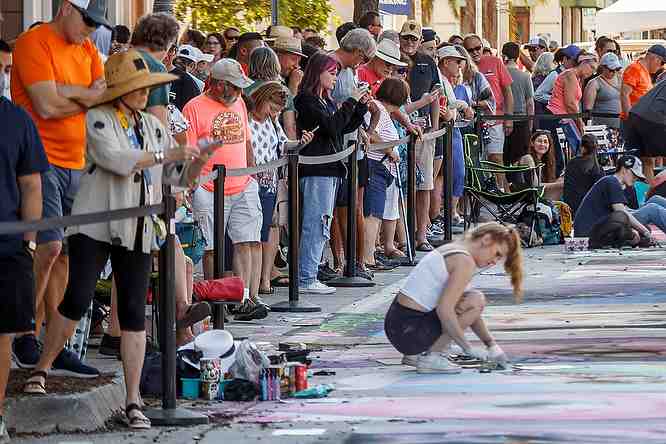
left=153, top=0, right=174, bottom=14
left=353, top=0, right=379, bottom=24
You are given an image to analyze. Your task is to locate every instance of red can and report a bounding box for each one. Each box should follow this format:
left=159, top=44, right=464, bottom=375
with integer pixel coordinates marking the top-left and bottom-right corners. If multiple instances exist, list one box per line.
left=294, top=364, right=307, bottom=392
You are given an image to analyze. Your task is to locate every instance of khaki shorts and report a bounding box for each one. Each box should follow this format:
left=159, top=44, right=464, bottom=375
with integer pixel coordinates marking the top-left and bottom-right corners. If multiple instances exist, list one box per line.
left=415, top=138, right=436, bottom=191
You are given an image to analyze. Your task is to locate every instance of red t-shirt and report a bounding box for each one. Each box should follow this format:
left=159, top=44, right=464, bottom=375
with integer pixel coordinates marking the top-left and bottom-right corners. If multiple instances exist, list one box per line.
left=477, top=55, right=513, bottom=115
left=357, top=64, right=383, bottom=96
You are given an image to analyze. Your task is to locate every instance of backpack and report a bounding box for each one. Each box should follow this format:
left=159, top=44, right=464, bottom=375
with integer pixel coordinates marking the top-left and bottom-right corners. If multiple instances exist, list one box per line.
left=520, top=200, right=562, bottom=246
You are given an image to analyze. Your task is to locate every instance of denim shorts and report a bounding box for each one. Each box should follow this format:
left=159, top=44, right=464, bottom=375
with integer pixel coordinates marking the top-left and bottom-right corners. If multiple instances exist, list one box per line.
left=38, top=165, right=83, bottom=245
left=258, top=186, right=277, bottom=242
left=364, top=159, right=394, bottom=219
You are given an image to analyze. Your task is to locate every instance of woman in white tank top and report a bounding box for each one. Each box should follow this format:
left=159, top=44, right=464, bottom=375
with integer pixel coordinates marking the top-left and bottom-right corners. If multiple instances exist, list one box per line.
left=384, top=222, right=524, bottom=373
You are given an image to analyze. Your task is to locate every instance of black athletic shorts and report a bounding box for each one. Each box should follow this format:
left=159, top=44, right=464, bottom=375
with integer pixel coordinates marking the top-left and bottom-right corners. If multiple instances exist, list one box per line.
left=0, top=248, right=35, bottom=334
left=623, top=113, right=666, bottom=158
left=384, top=297, right=442, bottom=355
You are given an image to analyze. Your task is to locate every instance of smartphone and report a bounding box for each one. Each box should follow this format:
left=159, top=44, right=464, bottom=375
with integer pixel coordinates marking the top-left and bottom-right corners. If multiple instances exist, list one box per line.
left=358, top=81, right=369, bottom=90
left=198, top=138, right=224, bottom=155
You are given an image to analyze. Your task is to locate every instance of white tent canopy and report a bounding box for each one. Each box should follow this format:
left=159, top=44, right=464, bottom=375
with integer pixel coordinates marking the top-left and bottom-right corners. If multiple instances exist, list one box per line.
left=596, top=0, right=666, bottom=35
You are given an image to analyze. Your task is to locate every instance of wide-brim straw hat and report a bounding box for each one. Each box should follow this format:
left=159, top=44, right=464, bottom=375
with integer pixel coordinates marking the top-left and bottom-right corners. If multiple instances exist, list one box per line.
left=93, top=49, right=177, bottom=106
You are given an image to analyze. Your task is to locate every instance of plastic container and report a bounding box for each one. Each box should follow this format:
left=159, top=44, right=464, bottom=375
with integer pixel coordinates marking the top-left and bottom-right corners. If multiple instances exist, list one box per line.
left=181, top=378, right=200, bottom=400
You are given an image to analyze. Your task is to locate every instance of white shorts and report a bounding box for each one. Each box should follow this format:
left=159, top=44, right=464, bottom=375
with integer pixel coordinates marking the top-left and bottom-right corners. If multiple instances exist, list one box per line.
left=383, top=179, right=400, bottom=221
left=485, top=124, right=504, bottom=156
left=192, top=179, right=262, bottom=251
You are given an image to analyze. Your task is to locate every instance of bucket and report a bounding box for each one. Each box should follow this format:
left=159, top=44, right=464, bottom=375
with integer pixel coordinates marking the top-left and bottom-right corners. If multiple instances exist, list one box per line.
left=181, top=378, right=200, bottom=400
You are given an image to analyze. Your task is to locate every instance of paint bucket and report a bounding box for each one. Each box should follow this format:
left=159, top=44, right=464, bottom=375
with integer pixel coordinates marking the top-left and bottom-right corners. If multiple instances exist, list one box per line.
left=181, top=378, right=200, bottom=400
left=200, top=358, right=222, bottom=383
left=201, top=381, right=219, bottom=400
left=294, top=364, right=307, bottom=391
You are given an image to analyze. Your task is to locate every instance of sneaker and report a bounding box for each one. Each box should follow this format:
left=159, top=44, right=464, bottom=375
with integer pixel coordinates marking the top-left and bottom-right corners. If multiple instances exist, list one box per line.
left=253, top=296, right=271, bottom=309
left=355, top=263, right=374, bottom=281
left=0, top=416, right=9, bottom=444
left=416, top=352, right=462, bottom=374
left=12, top=334, right=41, bottom=369
left=234, top=300, right=269, bottom=321
left=317, top=263, right=339, bottom=282
left=299, top=280, right=336, bottom=295
left=99, top=334, right=121, bottom=358
left=51, top=348, right=100, bottom=379
left=401, top=354, right=419, bottom=366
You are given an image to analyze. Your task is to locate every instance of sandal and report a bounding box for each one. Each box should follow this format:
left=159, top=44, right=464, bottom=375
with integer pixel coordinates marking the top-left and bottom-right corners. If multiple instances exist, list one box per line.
left=23, top=370, right=47, bottom=395
left=384, top=249, right=407, bottom=259
left=258, top=286, right=275, bottom=295
left=416, top=241, right=434, bottom=252
left=176, top=302, right=211, bottom=330
left=270, top=276, right=289, bottom=288
left=125, top=403, right=151, bottom=430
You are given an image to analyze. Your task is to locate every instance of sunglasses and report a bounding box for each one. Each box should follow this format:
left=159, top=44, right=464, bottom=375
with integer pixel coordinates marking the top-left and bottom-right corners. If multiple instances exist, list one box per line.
left=401, top=35, right=419, bottom=43
left=466, top=45, right=483, bottom=53
left=396, top=67, right=408, bottom=75
left=71, top=4, right=99, bottom=28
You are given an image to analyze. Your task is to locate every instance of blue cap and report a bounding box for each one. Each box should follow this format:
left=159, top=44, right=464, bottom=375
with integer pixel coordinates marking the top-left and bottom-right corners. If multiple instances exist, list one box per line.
left=560, top=44, right=581, bottom=60
left=648, top=44, right=666, bottom=62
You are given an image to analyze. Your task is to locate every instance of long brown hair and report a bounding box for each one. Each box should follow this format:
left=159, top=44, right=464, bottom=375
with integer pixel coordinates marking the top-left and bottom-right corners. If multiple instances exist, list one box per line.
left=466, top=223, right=524, bottom=303
left=529, top=131, right=556, bottom=183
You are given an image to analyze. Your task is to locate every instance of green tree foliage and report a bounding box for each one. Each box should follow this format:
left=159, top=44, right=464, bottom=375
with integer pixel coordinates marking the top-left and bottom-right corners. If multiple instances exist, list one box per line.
left=174, top=0, right=333, bottom=34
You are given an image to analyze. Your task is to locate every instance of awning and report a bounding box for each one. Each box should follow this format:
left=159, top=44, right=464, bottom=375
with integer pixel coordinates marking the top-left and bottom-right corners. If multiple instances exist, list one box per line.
left=596, top=0, right=666, bottom=35
left=559, top=0, right=604, bottom=8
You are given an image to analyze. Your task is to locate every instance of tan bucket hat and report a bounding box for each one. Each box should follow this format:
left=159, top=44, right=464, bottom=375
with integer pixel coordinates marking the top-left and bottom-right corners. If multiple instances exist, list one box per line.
left=94, top=49, right=177, bottom=106
left=273, top=36, right=307, bottom=58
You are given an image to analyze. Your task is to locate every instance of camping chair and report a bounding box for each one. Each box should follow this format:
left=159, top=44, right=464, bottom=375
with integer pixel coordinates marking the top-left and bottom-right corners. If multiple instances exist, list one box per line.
left=462, top=133, right=544, bottom=247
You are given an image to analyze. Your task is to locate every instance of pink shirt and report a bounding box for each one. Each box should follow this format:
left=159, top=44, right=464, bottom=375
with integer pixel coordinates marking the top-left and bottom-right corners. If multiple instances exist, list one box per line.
left=547, top=69, right=581, bottom=116
left=183, top=94, right=251, bottom=194
left=476, top=55, right=512, bottom=115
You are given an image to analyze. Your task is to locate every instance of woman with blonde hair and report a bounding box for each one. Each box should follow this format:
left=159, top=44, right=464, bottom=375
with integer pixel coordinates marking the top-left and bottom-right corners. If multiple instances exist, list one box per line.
left=384, top=222, right=523, bottom=373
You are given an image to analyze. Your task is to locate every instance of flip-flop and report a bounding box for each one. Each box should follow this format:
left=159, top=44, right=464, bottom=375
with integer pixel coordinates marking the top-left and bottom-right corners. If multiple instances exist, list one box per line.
left=258, top=287, right=275, bottom=295
left=23, top=370, right=47, bottom=395
left=416, top=242, right=434, bottom=252
left=176, top=302, right=211, bottom=330
left=270, top=276, right=289, bottom=288
left=125, top=403, right=151, bottom=430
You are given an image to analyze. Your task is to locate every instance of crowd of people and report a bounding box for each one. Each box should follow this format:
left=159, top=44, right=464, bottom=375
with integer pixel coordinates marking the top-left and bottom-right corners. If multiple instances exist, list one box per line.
left=3, top=0, right=666, bottom=438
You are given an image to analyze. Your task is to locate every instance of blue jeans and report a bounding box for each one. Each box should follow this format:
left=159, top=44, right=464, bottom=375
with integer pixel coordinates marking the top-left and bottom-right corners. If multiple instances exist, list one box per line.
left=630, top=195, right=666, bottom=234
left=298, top=176, right=339, bottom=286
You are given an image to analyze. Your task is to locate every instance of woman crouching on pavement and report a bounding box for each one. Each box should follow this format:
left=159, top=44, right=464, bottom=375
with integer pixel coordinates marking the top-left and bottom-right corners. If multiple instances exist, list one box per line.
left=23, top=50, right=216, bottom=429
left=384, top=222, right=523, bottom=373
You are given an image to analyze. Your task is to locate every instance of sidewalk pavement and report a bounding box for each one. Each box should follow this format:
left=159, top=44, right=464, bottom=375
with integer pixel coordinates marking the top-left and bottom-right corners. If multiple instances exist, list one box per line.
left=10, top=245, right=666, bottom=443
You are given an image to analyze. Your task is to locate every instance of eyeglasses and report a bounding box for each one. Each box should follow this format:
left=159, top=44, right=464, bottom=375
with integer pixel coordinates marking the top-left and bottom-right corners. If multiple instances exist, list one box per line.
left=466, top=45, right=483, bottom=53
left=400, top=35, right=419, bottom=43
left=72, top=4, right=99, bottom=28
left=396, top=67, right=408, bottom=75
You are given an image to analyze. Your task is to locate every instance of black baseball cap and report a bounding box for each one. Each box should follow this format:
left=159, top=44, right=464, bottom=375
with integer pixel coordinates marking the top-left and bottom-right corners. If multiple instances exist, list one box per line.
left=237, top=32, right=264, bottom=45
left=616, top=155, right=647, bottom=181
left=648, top=44, right=666, bottom=63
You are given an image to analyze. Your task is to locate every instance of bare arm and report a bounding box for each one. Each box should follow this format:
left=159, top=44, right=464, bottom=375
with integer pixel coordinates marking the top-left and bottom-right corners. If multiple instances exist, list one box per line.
left=246, top=139, right=256, bottom=168
left=503, top=84, right=514, bottom=135
left=56, top=78, right=106, bottom=108
left=17, top=173, right=42, bottom=243
left=435, top=255, right=477, bottom=352
left=146, top=105, right=169, bottom=127
left=526, top=97, right=535, bottom=133
left=519, top=50, right=535, bottom=72
left=26, top=81, right=85, bottom=120
left=583, top=79, right=598, bottom=113
left=282, top=110, right=298, bottom=140
left=613, top=203, right=650, bottom=236
left=620, top=83, right=633, bottom=117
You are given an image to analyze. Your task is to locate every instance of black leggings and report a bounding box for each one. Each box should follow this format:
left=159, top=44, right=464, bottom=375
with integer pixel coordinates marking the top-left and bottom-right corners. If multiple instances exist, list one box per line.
left=59, top=234, right=151, bottom=332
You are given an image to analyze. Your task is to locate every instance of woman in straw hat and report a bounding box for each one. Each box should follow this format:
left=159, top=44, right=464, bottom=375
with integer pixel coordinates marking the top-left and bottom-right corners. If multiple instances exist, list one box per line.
left=23, top=50, right=218, bottom=429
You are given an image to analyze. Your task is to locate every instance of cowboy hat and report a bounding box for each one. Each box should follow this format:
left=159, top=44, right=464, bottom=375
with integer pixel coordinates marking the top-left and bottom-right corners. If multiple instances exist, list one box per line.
left=93, top=49, right=177, bottom=106
left=179, top=329, right=237, bottom=372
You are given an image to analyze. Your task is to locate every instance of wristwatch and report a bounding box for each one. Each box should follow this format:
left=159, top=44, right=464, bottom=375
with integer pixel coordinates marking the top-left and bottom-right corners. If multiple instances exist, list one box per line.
left=23, top=240, right=37, bottom=254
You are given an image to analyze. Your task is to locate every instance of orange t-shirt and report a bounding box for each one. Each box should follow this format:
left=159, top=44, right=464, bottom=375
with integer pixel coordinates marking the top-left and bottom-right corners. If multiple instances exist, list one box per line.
left=11, top=24, right=104, bottom=170
left=183, top=94, right=251, bottom=194
left=621, top=60, right=652, bottom=118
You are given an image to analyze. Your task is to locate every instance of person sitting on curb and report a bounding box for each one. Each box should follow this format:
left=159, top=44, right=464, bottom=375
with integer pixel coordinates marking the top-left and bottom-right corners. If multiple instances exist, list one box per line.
left=574, top=155, right=666, bottom=248
left=384, top=222, right=523, bottom=373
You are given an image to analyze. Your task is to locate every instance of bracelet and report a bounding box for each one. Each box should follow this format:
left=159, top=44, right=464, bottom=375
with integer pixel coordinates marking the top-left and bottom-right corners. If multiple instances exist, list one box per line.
left=153, top=151, right=165, bottom=164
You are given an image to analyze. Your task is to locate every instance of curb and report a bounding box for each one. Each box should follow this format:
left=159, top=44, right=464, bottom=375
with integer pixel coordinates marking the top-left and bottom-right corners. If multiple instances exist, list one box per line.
left=6, top=376, right=126, bottom=434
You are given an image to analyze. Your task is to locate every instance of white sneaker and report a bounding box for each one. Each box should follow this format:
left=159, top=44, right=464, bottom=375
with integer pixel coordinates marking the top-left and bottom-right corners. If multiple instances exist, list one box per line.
left=417, top=352, right=462, bottom=374
left=299, top=280, right=336, bottom=295
left=401, top=354, right=419, bottom=366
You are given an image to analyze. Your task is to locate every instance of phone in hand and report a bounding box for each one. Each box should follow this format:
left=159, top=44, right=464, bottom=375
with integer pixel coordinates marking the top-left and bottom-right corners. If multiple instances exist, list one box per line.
left=197, top=138, right=224, bottom=155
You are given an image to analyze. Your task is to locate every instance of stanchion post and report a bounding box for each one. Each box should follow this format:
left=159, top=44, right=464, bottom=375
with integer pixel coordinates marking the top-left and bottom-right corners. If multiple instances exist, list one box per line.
left=406, top=135, right=417, bottom=263
left=271, top=147, right=321, bottom=312
left=443, top=121, right=453, bottom=241
left=213, top=164, right=226, bottom=279
left=328, top=142, right=374, bottom=288
left=146, top=187, right=208, bottom=426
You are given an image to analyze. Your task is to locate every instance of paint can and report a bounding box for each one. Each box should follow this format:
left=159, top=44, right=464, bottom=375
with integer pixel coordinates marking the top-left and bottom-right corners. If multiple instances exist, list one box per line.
left=200, top=381, right=219, bottom=400
left=294, top=364, right=307, bottom=392
left=200, top=358, right=221, bottom=383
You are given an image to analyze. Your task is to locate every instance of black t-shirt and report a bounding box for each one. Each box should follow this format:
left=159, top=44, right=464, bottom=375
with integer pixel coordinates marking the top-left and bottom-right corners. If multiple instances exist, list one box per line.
left=169, top=66, right=202, bottom=111
left=563, top=156, right=604, bottom=215
left=408, top=53, right=439, bottom=117
left=0, top=97, right=49, bottom=257
left=573, top=175, right=627, bottom=237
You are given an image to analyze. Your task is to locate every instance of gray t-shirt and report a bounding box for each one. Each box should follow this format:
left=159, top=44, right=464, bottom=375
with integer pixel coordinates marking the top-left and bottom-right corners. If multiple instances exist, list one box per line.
left=507, top=65, right=534, bottom=115
left=332, top=66, right=360, bottom=150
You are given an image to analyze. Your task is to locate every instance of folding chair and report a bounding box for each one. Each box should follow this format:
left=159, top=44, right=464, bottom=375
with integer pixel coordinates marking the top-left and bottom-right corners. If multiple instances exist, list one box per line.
left=462, top=133, right=544, bottom=247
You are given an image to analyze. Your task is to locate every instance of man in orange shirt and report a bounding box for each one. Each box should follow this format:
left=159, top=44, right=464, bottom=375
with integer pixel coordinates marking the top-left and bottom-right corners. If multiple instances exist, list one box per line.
left=10, top=0, right=108, bottom=377
left=183, top=59, right=265, bottom=319
left=621, top=44, right=666, bottom=180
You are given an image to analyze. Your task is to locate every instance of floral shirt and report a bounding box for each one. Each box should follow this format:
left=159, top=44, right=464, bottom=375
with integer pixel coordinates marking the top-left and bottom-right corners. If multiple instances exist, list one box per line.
left=249, top=116, right=287, bottom=193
